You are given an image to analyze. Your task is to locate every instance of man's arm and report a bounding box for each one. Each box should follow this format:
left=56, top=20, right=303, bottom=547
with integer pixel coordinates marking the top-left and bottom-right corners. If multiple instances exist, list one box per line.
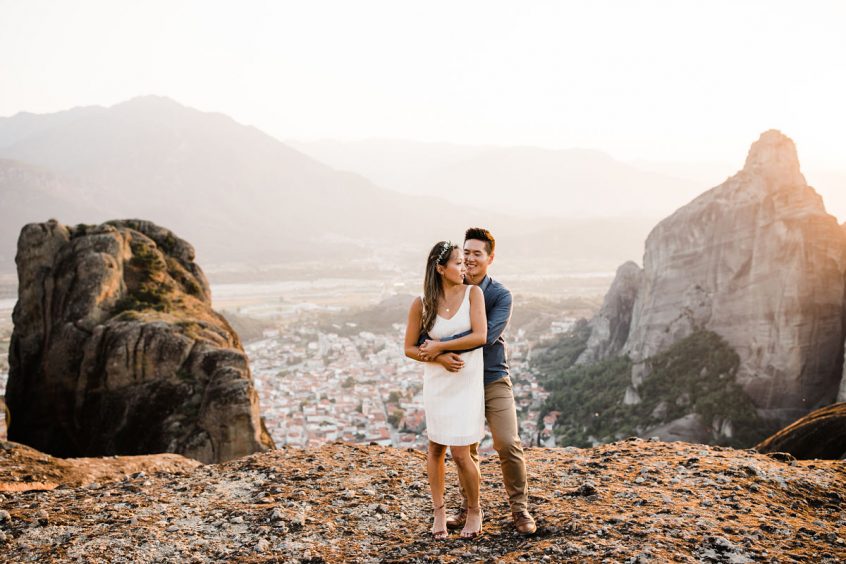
left=415, top=330, right=431, bottom=347
left=428, top=289, right=513, bottom=353
left=418, top=285, right=487, bottom=356
left=483, top=289, right=512, bottom=346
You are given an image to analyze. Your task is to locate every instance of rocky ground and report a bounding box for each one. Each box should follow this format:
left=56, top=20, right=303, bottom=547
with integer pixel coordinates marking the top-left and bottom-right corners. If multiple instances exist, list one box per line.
left=0, top=441, right=200, bottom=493
left=0, top=439, right=844, bottom=562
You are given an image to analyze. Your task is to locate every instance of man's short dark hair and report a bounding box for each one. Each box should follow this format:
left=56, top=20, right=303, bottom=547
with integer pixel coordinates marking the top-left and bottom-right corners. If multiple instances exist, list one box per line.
left=464, top=227, right=495, bottom=255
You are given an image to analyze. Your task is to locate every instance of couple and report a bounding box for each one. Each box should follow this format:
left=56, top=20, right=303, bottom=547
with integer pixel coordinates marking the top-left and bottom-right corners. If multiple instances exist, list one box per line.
left=403, top=228, right=536, bottom=539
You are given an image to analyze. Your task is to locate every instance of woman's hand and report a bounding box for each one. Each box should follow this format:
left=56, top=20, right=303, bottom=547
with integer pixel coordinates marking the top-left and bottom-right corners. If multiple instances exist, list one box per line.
left=419, top=339, right=442, bottom=359
left=436, top=353, right=465, bottom=372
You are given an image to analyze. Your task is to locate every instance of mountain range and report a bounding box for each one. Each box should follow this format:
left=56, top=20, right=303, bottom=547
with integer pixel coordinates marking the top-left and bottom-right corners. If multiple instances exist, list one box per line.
left=290, top=139, right=706, bottom=218
left=0, top=97, right=470, bottom=268
left=0, top=96, right=696, bottom=274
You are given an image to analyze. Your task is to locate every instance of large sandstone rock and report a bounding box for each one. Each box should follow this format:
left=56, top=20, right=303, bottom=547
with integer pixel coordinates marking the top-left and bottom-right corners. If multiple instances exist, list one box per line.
left=756, top=402, right=846, bottom=460
left=623, top=131, right=846, bottom=428
left=576, top=260, right=642, bottom=365
left=6, top=219, right=274, bottom=463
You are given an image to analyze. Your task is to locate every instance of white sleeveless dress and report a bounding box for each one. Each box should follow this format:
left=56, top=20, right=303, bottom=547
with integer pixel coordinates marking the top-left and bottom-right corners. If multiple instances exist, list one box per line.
left=423, top=285, right=485, bottom=446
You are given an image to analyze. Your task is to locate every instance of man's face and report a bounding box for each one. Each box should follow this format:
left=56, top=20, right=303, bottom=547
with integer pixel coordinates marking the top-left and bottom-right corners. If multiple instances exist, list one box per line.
left=463, top=239, right=493, bottom=280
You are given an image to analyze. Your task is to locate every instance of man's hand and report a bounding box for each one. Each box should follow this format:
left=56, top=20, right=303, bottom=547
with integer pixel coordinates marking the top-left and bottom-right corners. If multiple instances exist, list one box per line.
left=436, top=353, right=464, bottom=373
left=418, top=339, right=442, bottom=360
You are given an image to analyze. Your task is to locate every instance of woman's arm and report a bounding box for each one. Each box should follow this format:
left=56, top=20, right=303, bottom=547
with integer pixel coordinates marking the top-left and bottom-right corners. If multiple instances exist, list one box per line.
left=405, top=297, right=465, bottom=372
left=403, top=297, right=426, bottom=361
left=420, top=286, right=487, bottom=355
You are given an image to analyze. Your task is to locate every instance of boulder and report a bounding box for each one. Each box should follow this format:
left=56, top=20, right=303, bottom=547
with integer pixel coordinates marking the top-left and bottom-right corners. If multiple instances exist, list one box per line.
left=755, top=402, right=846, bottom=460
left=6, top=219, right=274, bottom=463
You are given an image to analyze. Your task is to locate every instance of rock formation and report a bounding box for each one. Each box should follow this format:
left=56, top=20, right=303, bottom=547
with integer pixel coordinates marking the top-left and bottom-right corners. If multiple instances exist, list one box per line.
left=576, top=131, right=846, bottom=441
left=0, top=439, right=200, bottom=493
left=6, top=219, right=274, bottom=463
left=756, top=403, right=846, bottom=460
left=1, top=439, right=844, bottom=561
left=576, top=260, right=642, bottom=365
left=625, top=130, right=846, bottom=423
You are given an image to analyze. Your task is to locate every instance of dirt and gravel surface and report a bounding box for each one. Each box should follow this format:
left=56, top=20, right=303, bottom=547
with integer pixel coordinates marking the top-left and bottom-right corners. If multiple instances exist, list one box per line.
left=1, top=438, right=844, bottom=562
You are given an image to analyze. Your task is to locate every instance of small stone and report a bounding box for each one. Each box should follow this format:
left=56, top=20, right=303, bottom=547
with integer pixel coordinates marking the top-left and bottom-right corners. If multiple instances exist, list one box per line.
left=766, top=452, right=796, bottom=463
left=634, top=476, right=646, bottom=484
left=270, top=508, right=285, bottom=522
left=362, top=488, right=376, bottom=496
left=255, top=539, right=270, bottom=552
left=35, top=509, right=48, bottom=525
left=575, top=481, right=597, bottom=496
left=166, top=525, right=179, bottom=532
left=231, top=516, right=245, bottom=524
left=710, top=536, right=735, bottom=552
left=0, top=510, right=10, bottom=523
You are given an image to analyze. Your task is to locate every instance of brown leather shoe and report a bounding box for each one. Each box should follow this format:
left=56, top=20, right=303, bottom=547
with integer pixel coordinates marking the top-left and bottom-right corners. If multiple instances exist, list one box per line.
left=512, top=510, right=537, bottom=535
left=445, top=507, right=467, bottom=529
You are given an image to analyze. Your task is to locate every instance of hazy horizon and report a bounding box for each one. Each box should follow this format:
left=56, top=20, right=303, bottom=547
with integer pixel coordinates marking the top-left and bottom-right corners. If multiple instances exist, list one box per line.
left=1, top=1, right=845, bottom=268
left=1, top=1, right=844, bottom=165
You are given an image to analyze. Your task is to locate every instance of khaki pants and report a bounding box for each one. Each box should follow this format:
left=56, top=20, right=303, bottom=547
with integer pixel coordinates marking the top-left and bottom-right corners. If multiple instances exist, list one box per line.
left=458, top=376, right=528, bottom=512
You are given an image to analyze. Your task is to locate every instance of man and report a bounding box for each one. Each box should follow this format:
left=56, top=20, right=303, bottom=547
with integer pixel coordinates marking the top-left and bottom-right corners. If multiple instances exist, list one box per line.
left=418, top=227, right=536, bottom=535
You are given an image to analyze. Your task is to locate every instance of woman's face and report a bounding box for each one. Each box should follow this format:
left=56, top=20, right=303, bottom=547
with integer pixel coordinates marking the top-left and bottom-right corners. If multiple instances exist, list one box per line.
left=438, top=248, right=466, bottom=285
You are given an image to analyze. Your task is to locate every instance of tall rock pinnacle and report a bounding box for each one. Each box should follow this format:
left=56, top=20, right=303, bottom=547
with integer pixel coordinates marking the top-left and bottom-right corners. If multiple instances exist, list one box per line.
left=741, top=129, right=805, bottom=188
left=611, top=131, right=846, bottom=435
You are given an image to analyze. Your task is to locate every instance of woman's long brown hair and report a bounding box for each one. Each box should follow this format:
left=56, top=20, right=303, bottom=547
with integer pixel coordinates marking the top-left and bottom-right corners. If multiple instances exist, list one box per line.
left=421, top=241, right=458, bottom=333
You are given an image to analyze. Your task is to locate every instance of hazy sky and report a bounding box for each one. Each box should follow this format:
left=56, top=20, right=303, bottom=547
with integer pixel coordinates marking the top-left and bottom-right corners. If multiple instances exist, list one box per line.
left=1, top=0, right=844, bottom=170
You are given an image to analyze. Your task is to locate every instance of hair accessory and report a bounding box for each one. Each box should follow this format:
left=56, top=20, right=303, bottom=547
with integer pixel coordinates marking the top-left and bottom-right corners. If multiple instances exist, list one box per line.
left=436, top=241, right=453, bottom=263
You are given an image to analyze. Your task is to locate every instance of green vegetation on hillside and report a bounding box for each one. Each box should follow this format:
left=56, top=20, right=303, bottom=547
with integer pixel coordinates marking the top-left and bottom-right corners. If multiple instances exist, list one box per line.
left=535, top=329, right=765, bottom=448
left=531, top=319, right=591, bottom=375
left=538, top=354, right=633, bottom=446
left=114, top=238, right=204, bottom=316
left=112, top=240, right=173, bottom=314
left=637, top=331, right=763, bottom=446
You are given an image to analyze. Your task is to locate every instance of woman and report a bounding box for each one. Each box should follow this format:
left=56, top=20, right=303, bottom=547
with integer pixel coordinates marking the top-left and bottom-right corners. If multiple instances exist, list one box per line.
left=404, top=241, right=487, bottom=539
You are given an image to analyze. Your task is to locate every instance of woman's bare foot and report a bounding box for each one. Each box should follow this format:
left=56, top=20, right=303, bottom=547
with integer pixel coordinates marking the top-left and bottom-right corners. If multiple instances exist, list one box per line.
left=432, top=504, right=448, bottom=539
left=460, top=506, right=483, bottom=539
